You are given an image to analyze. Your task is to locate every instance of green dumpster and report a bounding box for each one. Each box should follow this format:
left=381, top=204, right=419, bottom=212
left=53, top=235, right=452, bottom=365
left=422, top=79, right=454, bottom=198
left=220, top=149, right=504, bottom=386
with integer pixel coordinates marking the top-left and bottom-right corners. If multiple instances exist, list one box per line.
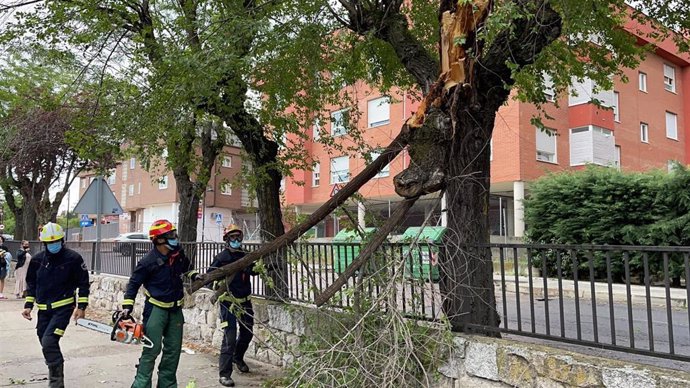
left=333, top=228, right=376, bottom=274
left=402, top=226, right=446, bottom=282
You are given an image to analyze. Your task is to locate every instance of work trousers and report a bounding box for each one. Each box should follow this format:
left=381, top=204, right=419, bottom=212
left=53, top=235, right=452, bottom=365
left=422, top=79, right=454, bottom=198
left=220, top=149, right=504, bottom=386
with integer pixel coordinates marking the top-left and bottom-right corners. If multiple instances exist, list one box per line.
left=219, top=300, right=254, bottom=378
left=36, top=305, right=73, bottom=367
left=131, top=302, right=184, bottom=388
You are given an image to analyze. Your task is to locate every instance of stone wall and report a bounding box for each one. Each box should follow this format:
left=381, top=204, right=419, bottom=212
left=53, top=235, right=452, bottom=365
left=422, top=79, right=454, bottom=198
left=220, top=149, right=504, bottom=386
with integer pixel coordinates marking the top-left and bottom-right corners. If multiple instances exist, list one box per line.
left=89, top=275, right=690, bottom=387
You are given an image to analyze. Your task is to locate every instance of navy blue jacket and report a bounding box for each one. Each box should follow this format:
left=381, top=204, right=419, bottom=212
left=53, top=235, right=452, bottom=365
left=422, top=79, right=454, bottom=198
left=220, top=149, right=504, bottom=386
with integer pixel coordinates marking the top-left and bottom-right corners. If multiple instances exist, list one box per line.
left=123, top=247, right=197, bottom=309
left=24, top=247, right=90, bottom=310
left=207, top=248, right=255, bottom=299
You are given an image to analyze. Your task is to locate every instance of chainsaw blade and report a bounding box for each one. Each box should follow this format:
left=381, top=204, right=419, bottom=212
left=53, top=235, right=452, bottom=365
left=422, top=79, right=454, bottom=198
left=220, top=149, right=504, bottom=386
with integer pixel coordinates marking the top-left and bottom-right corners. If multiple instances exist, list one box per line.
left=76, top=318, right=113, bottom=335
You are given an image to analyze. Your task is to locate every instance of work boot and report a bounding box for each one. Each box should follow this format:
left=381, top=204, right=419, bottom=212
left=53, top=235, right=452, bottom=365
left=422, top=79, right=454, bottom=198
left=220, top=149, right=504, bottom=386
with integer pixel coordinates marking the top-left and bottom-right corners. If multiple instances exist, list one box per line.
left=48, top=363, right=64, bottom=388
left=219, top=376, right=235, bottom=387
left=234, top=359, right=250, bottom=373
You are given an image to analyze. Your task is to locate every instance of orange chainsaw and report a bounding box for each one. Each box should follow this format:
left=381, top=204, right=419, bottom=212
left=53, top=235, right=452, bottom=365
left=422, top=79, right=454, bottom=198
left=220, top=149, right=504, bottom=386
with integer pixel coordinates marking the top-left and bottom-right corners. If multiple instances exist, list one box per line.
left=77, top=311, right=153, bottom=348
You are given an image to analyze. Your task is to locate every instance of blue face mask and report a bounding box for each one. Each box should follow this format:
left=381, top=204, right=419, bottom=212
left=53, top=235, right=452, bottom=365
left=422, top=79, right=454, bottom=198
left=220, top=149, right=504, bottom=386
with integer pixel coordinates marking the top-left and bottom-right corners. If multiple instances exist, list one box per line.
left=165, top=239, right=179, bottom=251
left=47, top=242, right=62, bottom=254
left=229, top=240, right=241, bottom=249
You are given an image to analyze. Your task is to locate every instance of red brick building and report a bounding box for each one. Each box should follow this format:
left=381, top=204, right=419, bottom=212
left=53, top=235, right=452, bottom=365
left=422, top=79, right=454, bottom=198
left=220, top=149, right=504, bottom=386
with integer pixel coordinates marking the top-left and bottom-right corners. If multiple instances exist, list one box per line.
left=284, top=23, right=690, bottom=239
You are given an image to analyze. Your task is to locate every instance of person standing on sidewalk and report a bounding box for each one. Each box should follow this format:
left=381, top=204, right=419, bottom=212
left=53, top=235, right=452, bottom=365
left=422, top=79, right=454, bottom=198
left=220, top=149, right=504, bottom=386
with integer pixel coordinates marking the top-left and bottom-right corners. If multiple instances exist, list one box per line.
left=14, top=240, right=32, bottom=298
left=207, top=224, right=255, bottom=387
left=0, top=235, right=11, bottom=299
left=122, top=219, right=201, bottom=388
left=21, top=223, right=90, bottom=388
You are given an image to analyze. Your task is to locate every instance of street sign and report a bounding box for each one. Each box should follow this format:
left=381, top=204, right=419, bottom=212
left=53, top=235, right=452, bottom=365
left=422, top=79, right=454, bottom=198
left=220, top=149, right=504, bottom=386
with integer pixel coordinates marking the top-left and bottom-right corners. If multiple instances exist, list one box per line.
left=74, top=177, right=124, bottom=215
left=330, top=183, right=342, bottom=197
left=79, top=214, right=93, bottom=227
left=215, top=213, right=223, bottom=225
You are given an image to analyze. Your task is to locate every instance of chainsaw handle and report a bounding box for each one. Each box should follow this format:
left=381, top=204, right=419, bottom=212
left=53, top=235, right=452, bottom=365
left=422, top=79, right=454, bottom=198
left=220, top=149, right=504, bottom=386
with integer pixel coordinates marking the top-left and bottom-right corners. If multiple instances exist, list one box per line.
left=110, top=313, right=137, bottom=342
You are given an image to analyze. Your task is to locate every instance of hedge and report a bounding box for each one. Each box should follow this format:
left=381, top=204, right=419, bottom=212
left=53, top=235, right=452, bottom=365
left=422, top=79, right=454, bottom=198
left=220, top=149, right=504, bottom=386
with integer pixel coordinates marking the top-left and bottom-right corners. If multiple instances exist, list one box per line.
left=525, top=164, right=690, bottom=284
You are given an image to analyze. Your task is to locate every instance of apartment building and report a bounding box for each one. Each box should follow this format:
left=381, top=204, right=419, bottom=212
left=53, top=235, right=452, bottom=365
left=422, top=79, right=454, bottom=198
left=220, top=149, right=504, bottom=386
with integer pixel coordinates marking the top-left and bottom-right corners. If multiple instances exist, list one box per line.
left=78, top=145, right=260, bottom=242
left=284, top=26, right=690, bottom=239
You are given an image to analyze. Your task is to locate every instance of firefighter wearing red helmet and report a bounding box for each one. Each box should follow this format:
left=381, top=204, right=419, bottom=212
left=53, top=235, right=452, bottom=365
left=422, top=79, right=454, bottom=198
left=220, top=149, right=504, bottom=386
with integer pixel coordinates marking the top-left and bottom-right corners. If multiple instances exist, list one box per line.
left=122, top=219, right=201, bottom=388
left=207, top=224, right=256, bottom=387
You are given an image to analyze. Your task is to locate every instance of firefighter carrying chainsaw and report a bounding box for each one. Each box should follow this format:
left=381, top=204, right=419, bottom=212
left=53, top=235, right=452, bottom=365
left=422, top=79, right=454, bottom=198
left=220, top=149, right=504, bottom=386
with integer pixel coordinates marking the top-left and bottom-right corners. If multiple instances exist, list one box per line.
left=207, top=224, right=256, bottom=387
left=121, top=219, right=201, bottom=388
left=21, top=223, right=90, bottom=388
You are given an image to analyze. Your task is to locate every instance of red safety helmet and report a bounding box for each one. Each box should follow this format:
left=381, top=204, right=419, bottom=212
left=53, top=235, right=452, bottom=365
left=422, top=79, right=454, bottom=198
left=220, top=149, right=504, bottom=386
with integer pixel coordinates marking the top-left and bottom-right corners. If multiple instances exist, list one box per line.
left=223, top=224, right=243, bottom=241
left=149, top=219, right=176, bottom=239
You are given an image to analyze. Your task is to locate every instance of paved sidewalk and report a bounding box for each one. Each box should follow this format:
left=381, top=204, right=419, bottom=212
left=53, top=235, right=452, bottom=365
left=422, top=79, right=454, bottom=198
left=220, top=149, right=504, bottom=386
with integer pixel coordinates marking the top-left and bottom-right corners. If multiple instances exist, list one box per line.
left=0, top=290, right=282, bottom=387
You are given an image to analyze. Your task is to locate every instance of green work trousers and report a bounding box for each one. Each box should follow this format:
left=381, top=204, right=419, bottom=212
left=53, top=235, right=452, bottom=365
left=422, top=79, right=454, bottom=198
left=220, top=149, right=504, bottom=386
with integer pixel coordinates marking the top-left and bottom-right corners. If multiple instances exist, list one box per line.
left=131, top=303, right=184, bottom=388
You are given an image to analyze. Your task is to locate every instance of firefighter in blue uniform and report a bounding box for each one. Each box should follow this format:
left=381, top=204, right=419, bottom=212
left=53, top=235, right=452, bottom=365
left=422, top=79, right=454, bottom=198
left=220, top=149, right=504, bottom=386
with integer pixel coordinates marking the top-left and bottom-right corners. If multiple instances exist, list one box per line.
left=208, top=224, right=255, bottom=387
left=22, top=222, right=90, bottom=388
left=122, top=219, right=200, bottom=388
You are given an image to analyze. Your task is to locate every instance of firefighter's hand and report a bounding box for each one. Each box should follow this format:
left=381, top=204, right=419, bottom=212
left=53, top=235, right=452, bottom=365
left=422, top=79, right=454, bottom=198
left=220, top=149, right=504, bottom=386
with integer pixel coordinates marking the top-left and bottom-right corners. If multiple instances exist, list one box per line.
left=72, top=308, right=85, bottom=324
left=121, top=307, right=132, bottom=319
left=21, top=308, right=32, bottom=321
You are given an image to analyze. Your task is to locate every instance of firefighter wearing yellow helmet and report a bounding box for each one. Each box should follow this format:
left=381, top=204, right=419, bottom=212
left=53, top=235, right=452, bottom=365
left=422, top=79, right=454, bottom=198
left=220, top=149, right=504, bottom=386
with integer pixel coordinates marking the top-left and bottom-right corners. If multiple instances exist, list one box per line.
left=207, top=223, right=255, bottom=386
left=22, top=222, right=90, bottom=388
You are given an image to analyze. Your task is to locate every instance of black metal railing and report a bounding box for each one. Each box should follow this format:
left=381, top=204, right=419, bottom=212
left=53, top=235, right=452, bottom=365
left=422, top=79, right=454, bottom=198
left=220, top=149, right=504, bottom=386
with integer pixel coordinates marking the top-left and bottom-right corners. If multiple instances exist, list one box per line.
left=11, top=240, right=690, bottom=363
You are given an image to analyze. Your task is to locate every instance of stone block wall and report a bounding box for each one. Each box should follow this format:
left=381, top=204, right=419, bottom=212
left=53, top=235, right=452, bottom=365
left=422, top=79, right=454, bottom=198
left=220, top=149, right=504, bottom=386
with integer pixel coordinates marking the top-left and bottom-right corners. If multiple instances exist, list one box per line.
left=89, top=275, right=690, bottom=387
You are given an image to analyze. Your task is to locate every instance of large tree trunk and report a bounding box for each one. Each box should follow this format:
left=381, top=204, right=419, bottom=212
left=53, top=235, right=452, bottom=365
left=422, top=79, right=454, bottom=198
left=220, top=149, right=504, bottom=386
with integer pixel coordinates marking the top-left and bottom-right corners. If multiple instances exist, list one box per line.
left=255, top=167, right=288, bottom=299
left=175, top=176, right=201, bottom=243
left=441, top=90, right=504, bottom=333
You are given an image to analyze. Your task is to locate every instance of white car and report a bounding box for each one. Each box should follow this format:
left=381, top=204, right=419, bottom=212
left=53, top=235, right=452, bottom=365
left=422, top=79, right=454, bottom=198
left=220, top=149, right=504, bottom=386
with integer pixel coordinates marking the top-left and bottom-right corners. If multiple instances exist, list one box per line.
left=107, top=232, right=151, bottom=256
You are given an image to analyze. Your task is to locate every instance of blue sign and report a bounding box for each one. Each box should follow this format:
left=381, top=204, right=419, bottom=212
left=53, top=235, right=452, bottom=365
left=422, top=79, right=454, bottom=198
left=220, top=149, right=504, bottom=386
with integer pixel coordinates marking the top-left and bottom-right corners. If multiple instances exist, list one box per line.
left=80, top=214, right=93, bottom=227
left=215, top=213, right=223, bottom=225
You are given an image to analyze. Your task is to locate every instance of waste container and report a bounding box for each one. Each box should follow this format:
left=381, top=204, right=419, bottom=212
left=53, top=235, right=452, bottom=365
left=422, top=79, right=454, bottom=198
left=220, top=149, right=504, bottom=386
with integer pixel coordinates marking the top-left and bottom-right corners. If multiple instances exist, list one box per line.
left=332, top=228, right=376, bottom=274
left=401, top=226, right=446, bottom=282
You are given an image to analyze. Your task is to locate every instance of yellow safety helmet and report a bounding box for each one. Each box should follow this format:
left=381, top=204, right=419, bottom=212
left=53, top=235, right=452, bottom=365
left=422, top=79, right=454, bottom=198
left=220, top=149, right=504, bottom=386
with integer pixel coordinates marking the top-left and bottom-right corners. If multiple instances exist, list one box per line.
left=223, top=224, right=243, bottom=240
left=40, top=222, right=66, bottom=242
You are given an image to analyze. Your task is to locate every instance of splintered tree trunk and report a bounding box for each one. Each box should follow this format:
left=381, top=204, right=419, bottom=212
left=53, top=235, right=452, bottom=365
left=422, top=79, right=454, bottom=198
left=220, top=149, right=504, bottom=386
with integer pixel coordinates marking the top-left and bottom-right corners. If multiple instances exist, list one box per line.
left=255, top=167, right=288, bottom=300
left=441, top=98, right=501, bottom=333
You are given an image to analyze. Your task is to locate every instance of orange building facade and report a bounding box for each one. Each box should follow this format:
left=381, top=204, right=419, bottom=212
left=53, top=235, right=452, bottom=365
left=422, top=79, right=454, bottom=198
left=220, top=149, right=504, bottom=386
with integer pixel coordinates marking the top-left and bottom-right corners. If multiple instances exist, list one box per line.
left=284, top=33, right=690, bottom=239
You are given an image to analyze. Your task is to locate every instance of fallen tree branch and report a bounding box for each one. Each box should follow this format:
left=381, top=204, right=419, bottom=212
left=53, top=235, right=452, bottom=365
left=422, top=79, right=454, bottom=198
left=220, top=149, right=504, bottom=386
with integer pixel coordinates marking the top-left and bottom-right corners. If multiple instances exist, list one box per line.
left=190, top=125, right=412, bottom=292
left=314, top=195, right=419, bottom=307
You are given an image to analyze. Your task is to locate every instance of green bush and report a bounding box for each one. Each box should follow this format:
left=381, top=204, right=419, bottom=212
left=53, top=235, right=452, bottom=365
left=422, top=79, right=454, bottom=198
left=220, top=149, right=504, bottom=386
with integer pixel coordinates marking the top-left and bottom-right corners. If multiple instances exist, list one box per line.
left=525, top=165, right=690, bottom=284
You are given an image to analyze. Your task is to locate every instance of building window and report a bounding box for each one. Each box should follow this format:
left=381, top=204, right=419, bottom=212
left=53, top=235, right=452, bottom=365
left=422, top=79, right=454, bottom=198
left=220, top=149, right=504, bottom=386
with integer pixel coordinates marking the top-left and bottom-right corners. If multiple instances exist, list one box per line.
left=122, top=163, right=128, bottom=181
left=129, top=157, right=136, bottom=169
left=331, top=109, right=348, bottom=137
left=158, top=176, right=168, bottom=190
left=313, top=118, right=321, bottom=140
left=638, top=72, right=647, bottom=92
left=569, top=125, right=616, bottom=166
left=666, top=111, right=678, bottom=140
left=312, top=162, right=320, bottom=187
left=369, top=151, right=390, bottom=178
left=128, top=184, right=134, bottom=196
left=221, top=183, right=232, bottom=195
left=137, top=182, right=141, bottom=194
left=535, top=127, right=557, bottom=163
left=612, top=92, right=620, bottom=122
left=367, top=97, right=391, bottom=127
left=640, top=122, right=649, bottom=143
left=120, top=185, right=127, bottom=207
left=663, top=64, right=676, bottom=93
left=543, top=73, right=555, bottom=102
left=615, top=145, right=621, bottom=170
left=330, top=156, right=350, bottom=184
left=81, top=178, right=87, bottom=189
left=107, top=170, right=116, bottom=185
left=222, top=156, right=232, bottom=168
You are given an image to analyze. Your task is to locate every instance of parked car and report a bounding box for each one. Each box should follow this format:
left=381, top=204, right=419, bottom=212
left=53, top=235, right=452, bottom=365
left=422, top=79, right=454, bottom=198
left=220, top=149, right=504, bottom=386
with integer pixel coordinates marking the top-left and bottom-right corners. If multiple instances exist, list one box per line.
left=107, top=232, right=151, bottom=256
